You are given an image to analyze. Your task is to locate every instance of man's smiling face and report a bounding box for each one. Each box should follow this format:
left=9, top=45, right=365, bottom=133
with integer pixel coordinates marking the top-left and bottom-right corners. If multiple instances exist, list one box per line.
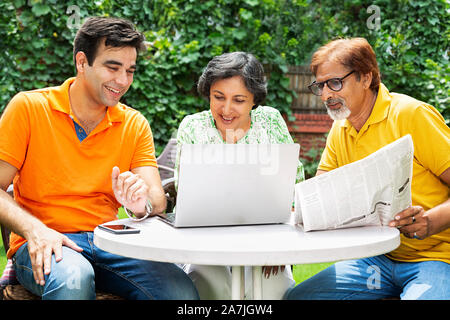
left=81, top=39, right=137, bottom=107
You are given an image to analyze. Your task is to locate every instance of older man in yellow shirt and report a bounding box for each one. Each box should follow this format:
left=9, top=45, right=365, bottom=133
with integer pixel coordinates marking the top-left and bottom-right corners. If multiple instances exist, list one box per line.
left=286, top=37, right=450, bottom=300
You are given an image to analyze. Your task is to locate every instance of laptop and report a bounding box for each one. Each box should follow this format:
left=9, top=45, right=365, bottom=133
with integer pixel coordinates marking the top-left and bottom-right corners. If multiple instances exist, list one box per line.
left=158, top=143, right=300, bottom=228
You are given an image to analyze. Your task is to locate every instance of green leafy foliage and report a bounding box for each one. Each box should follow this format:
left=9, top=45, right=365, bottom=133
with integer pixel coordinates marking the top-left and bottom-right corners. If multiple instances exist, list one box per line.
left=0, top=0, right=448, bottom=156
left=1, top=0, right=322, bottom=153
left=302, top=146, right=325, bottom=179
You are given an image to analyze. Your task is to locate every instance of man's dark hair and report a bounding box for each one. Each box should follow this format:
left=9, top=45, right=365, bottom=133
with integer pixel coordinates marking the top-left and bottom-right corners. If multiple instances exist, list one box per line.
left=197, top=52, right=267, bottom=106
left=73, top=16, right=146, bottom=66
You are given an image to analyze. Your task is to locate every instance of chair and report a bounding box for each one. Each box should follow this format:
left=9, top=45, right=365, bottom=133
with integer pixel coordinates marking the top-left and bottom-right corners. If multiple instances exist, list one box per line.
left=157, top=138, right=177, bottom=182
left=157, top=139, right=177, bottom=213
left=162, top=178, right=176, bottom=213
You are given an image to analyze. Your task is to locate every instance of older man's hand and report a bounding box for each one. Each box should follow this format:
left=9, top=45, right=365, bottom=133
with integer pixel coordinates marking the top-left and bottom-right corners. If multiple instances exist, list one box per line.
left=389, top=206, right=430, bottom=240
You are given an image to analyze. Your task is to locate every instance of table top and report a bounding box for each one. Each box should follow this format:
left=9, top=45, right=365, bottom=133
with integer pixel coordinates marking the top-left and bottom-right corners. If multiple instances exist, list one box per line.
left=94, top=217, right=400, bottom=266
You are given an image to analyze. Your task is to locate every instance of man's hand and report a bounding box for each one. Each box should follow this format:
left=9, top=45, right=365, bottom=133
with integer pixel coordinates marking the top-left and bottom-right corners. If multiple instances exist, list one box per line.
left=25, top=226, right=82, bottom=286
left=111, top=166, right=149, bottom=215
left=389, top=206, right=430, bottom=240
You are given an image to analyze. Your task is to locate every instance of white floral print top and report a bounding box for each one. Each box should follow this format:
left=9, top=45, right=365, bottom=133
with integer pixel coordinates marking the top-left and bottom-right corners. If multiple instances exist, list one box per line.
left=175, top=106, right=305, bottom=184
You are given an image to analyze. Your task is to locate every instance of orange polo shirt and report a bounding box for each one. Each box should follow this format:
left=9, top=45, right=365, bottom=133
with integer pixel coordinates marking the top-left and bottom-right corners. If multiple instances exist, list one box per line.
left=0, top=78, right=157, bottom=258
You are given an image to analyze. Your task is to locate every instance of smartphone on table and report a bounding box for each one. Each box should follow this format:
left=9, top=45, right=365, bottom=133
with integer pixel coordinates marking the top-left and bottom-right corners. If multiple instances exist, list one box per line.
left=98, top=223, right=140, bottom=234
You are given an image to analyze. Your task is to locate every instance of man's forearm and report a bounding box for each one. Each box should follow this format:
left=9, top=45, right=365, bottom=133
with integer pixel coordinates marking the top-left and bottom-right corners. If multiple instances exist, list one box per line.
left=424, top=198, right=450, bottom=236
left=0, top=189, right=46, bottom=241
left=148, top=187, right=167, bottom=214
left=315, top=169, right=328, bottom=176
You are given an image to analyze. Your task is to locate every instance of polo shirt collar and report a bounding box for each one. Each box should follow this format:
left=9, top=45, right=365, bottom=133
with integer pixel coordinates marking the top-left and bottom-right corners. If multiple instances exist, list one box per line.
left=106, top=102, right=126, bottom=123
left=338, top=83, right=391, bottom=130
left=47, top=77, right=74, bottom=114
left=48, top=77, right=125, bottom=123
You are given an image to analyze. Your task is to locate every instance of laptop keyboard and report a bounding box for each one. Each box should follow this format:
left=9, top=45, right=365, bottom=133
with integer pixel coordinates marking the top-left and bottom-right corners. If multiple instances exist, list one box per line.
left=158, top=212, right=176, bottom=224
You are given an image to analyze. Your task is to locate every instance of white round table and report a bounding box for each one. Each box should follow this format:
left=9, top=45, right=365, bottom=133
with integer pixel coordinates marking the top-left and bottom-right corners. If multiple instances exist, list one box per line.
left=94, top=218, right=400, bottom=299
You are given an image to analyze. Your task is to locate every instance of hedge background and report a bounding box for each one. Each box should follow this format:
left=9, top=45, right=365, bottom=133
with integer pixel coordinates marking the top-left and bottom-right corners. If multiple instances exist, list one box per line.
left=1, top=0, right=448, bottom=155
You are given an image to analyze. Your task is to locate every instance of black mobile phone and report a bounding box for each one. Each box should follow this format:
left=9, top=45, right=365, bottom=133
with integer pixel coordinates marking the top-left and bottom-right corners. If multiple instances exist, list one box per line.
left=98, top=223, right=140, bottom=234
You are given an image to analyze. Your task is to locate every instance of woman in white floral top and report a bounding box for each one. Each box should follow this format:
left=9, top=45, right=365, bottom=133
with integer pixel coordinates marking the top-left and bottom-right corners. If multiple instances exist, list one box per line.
left=175, top=52, right=304, bottom=300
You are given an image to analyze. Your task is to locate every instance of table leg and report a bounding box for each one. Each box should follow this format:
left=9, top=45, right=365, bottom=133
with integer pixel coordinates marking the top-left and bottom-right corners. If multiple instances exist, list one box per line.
left=241, top=267, right=245, bottom=299
left=252, top=266, right=262, bottom=299
left=231, top=266, right=243, bottom=300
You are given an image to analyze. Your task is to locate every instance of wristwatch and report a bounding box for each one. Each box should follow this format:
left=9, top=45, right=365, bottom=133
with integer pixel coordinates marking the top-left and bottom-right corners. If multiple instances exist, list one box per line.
left=124, top=199, right=153, bottom=221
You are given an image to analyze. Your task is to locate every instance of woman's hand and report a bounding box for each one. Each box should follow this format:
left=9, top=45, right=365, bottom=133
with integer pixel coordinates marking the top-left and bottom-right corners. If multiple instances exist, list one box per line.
left=262, top=265, right=285, bottom=278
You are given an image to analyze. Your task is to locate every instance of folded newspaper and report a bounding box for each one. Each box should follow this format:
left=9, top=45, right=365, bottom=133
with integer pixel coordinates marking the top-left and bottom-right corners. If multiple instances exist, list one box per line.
left=295, top=135, right=414, bottom=232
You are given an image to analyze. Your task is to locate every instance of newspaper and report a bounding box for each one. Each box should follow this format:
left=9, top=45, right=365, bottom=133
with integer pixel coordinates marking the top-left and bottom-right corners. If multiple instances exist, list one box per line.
left=295, top=135, right=414, bottom=232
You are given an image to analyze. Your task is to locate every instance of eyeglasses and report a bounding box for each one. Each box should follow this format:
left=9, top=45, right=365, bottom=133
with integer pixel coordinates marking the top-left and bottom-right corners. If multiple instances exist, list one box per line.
left=308, top=70, right=355, bottom=96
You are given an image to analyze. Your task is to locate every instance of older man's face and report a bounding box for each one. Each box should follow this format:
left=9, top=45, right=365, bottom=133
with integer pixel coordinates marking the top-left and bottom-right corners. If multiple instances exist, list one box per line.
left=315, top=60, right=366, bottom=121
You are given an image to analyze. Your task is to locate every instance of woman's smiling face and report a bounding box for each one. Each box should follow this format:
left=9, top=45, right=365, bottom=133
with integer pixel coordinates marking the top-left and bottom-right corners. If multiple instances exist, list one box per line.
left=209, top=75, right=254, bottom=143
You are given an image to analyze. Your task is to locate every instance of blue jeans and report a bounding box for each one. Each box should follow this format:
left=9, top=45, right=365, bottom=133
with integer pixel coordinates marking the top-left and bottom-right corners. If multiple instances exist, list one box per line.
left=13, top=232, right=199, bottom=300
left=285, top=255, right=450, bottom=300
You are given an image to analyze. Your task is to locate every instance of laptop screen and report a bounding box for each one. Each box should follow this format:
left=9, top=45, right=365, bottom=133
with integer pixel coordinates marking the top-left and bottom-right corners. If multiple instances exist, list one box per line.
left=174, top=144, right=299, bottom=227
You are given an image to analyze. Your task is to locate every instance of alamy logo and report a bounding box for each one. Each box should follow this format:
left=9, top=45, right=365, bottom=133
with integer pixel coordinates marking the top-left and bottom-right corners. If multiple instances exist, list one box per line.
left=181, top=141, right=280, bottom=176
left=66, top=5, right=81, bottom=30
left=366, top=265, right=381, bottom=290
left=366, top=5, right=381, bottom=30
left=66, top=265, right=81, bottom=290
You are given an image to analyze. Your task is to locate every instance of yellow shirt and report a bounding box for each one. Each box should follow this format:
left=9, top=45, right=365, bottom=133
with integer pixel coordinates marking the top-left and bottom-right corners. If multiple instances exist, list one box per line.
left=319, top=83, right=450, bottom=264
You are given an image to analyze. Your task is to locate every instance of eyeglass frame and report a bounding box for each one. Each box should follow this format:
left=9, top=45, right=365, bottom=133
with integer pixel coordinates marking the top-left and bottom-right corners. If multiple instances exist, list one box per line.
left=308, top=70, right=355, bottom=96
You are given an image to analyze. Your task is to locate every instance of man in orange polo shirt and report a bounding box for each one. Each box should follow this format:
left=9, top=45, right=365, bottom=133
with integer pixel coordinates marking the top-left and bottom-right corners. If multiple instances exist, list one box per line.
left=0, top=17, right=198, bottom=300
left=286, top=38, right=449, bottom=300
